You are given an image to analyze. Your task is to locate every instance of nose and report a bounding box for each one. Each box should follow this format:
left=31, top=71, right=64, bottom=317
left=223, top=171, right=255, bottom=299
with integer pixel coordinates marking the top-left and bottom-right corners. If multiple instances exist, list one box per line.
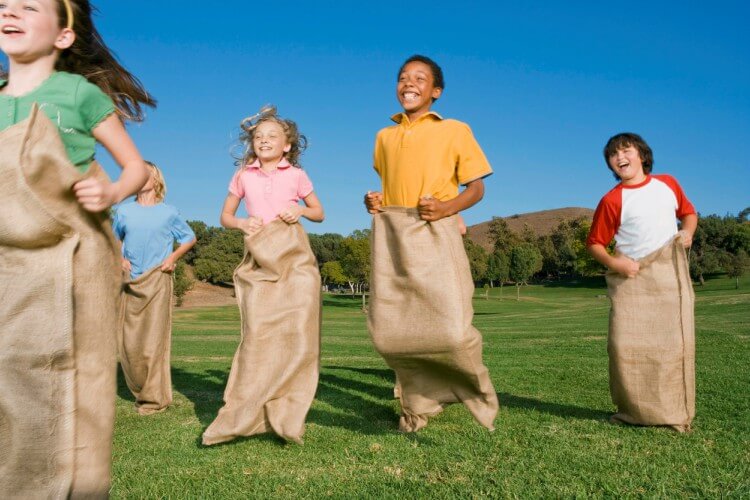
left=1, top=3, right=19, bottom=18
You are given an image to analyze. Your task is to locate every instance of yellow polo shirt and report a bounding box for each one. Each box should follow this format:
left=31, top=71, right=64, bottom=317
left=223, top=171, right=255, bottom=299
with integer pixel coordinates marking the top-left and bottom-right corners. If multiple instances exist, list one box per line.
left=373, top=111, right=492, bottom=207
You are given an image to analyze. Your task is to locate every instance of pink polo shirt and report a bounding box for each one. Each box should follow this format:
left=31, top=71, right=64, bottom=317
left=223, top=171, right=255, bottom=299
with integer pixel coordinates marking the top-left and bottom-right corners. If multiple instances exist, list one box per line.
left=228, top=158, right=314, bottom=224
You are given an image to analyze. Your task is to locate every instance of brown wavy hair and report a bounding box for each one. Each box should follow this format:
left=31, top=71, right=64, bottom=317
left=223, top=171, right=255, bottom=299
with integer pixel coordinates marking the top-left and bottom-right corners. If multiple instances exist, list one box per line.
left=236, top=105, right=308, bottom=168
left=55, top=0, right=156, bottom=121
left=603, top=132, right=654, bottom=180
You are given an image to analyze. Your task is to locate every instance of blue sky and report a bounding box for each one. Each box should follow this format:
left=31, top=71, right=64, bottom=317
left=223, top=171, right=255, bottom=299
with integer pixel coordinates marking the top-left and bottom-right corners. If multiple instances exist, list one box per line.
left=31, top=1, right=750, bottom=234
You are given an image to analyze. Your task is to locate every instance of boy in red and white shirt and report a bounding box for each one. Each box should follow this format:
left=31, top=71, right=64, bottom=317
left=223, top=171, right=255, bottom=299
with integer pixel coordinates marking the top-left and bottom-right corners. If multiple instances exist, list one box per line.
left=588, top=132, right=698, bottom=432
left=587, top=133, right=697, bottom=274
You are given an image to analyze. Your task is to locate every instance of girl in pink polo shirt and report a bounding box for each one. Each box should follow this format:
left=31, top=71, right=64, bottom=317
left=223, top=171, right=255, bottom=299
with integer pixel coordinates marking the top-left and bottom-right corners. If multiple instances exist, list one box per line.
left=203, top=106, right=324, bottom=445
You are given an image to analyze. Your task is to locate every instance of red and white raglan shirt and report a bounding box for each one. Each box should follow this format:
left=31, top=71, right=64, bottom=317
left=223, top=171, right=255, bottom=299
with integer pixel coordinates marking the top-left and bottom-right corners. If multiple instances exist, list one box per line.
left=587, top=175, right=696, bottom=260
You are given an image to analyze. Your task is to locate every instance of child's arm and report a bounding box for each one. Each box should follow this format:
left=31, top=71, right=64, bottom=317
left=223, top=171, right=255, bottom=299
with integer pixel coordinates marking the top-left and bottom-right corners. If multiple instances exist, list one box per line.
left=160, top=238, right=197, bottom=272
left=73, top=114, right=149, bottom=212
left=678, top=213, right=698, bottom=248
left=220, top=194, right=262, bottom=234
left=280, top=192, right=324, bottom=224
left=418, top=178, right=485, bottom=222
left=364, top=191, right=384, bottom=214
left=587, top=244, right=640, bottom=278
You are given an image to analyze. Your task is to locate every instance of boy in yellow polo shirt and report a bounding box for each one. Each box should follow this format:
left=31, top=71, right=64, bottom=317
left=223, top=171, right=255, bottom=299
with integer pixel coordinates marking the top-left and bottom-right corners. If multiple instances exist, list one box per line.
left=364, top=55, right=498, bottom=433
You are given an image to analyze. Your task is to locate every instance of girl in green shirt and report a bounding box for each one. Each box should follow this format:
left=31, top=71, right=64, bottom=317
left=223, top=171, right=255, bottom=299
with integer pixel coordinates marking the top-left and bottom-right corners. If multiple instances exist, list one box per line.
left=0, top=0, right=155, bottom=209
left=0, top=1, right=156, bottom=497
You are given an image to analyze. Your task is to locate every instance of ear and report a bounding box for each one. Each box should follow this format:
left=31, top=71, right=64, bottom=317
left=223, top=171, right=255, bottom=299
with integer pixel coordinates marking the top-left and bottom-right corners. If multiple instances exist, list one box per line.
left=432, top=87, right=443, bottom=100
left=283, top=144, right=292, bottom=153
left=54, top=28, right=76, bottom=50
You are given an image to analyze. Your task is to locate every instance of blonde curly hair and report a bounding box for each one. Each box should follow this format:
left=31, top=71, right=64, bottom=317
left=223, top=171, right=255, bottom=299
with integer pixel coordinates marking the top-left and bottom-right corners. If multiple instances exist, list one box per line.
left=236, top=105, right=308, bottom=168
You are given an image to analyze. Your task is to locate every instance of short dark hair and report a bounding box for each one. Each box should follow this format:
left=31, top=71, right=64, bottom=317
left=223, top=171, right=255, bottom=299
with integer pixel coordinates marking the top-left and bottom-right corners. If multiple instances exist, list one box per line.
left=398, top=55, right=445, bottom=90
left=603, top=132, right=654, bottom=178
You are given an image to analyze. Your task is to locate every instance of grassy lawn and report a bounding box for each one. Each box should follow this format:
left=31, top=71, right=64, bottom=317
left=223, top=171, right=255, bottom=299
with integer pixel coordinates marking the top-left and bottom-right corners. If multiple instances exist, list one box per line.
left=111, top=276, right=750, bottom=498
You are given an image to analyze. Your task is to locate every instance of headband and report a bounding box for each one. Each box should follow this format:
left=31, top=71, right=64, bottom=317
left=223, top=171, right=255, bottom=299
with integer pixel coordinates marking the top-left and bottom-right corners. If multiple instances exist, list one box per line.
left=62, top=0, right=74, bottom=30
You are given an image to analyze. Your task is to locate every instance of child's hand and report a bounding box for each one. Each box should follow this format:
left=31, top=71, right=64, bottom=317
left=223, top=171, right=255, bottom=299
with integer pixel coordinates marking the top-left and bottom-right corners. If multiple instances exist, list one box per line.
left=678, top=229, right=694, bottom=248
left=239, top=216, right=263, bottom=236
left=121, top=258, right=132, bottom=274
left=418, top=195, right=450, bottom=222
left=279, top=205, right=303, bottom=224
left=73, top=177, right=119, bottom=212
left=364, top=191, right=383, bottom=214
left=610, top=254, right=640, bottom=278
left=160, top=255, right=177, bottom=273
left=456, top=214, right=467, bottom=235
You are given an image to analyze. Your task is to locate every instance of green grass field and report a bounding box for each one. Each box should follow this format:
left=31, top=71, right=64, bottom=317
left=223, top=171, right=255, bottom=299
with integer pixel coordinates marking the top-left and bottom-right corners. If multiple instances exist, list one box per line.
left=111, top=276, right=750, bottom=498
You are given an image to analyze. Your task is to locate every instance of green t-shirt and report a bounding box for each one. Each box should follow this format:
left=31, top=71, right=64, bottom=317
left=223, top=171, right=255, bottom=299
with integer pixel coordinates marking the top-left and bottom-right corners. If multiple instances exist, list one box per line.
left=0, top=71, right=115, bottom=171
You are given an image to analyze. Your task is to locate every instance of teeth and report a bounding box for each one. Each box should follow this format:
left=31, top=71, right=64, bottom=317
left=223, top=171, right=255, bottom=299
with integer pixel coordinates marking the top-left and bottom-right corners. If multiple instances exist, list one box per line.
left=403, top=92, right=418, bottom=100
left=2, top=27, right=22, bottom=34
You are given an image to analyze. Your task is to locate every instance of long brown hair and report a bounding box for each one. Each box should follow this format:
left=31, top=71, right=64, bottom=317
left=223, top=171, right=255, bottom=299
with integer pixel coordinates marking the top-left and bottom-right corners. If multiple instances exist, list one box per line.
left=56, top=0, right=156, bottom=121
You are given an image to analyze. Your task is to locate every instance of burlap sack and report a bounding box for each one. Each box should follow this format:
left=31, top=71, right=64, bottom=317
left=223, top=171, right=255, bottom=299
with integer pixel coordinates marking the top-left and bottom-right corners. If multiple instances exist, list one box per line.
left=368, top=208, right=499, bottom=432
left=0, top=107, right=120, bottom=497
left=202, top=219, right=321, bottom=445
left=606, top=235, right=695, bottom=432
left=118, top=266, right=174, bottom=415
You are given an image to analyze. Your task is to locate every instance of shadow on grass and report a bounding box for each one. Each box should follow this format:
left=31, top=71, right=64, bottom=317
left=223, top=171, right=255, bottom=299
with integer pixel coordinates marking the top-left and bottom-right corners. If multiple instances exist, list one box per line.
left=322, top=296, right=365, bottom=309
left=309, top=366, right=398, bottom=435
left=116, top=365, right=135, bottom=403
left=499, top=392, right=609, bottom=421
left=171, top=366, right=228, bottom=427
left=540, top=276, right=607, bottom=289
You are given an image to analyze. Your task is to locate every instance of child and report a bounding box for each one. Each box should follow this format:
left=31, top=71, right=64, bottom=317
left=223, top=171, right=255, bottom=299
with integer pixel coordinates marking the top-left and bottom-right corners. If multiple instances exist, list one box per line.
left=587, top=132, right=697, bottom=432
left=202, top=106, right=324, bottom=445
left=0, top=0, right=152, bottom=496
left=364, top=55, right=499, bottom=432
left=114, top=162, right=196, bottom=416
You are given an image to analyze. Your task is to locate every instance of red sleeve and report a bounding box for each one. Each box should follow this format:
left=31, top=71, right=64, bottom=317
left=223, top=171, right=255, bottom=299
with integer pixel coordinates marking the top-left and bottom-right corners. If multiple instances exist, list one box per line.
left=654, top=174, right=696, bottom=218
left=586, top=187, right=622, bottom=247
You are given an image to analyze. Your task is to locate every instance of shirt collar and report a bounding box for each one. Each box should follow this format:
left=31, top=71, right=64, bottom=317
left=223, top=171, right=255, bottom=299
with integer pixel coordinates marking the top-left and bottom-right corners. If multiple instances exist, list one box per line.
left=246, top=158, right=293, bottom=170
left=390, top=110, right=443, bottom=125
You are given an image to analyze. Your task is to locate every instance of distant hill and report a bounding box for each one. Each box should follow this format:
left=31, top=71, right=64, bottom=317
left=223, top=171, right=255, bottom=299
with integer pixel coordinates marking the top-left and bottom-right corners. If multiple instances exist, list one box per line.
left=466, top=207, right=595, bottom=251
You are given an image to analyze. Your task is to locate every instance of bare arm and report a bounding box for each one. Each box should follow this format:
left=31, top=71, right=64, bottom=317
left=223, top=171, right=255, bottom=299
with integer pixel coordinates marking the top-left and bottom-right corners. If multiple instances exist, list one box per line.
left=280, top=192, right=325, bottom=224
left=418, top=178, right=485, bottom=222
left=160, top=238, right=197, bottom=272
left=220, top=194, right=262, bottom=235
left=678, top=213, right=698, bottom=248
left=587, top=243, right=640, bottom=278
left=73, top=114, right=149, bottom=212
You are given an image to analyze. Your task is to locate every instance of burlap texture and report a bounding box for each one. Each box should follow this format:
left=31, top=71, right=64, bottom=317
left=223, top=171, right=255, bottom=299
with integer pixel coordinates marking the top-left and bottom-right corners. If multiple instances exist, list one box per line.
left=368, top=208, right=498, bottom=432
left=0, top=107, right=120, bottom=497
left=202, top=219, right=321, bottom=445
left=606, top=236, right=695, bottom=431
left=118, top=266, right=174, bottom=415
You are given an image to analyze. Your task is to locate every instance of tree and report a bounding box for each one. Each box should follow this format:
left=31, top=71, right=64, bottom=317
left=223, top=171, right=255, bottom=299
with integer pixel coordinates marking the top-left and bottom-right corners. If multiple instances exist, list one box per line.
left=727, top=250, right=748, bottom=289
left=320, top=260, right=347, bottom=287
left=338, top=235, right=371, bottom=295
left=488, top=217, right=520, bottom=254
left=509, top=243, right=542, bottom=300
left=308, top=233, right=344, bottom=267
left=193, top=228, right=245, bottom=284
left=486, top=249, right=510, bottom=296
left=172, top=260, right=194, bottom=306
left=464, top=238, right=488, bottom=284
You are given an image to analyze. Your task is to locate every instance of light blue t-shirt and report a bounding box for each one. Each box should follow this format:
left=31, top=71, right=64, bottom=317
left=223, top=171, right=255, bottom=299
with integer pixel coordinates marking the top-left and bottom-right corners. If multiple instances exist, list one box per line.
left=113, top=202, right=196, bottom=279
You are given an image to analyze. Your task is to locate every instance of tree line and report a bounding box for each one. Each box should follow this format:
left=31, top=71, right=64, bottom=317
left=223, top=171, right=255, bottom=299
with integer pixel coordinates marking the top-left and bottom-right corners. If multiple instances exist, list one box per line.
left=172, top=208, right=749, bottom=302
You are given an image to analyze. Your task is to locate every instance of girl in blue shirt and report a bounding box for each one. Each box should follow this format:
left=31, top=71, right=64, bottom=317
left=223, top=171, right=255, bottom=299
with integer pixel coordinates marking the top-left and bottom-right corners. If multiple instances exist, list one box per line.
left=113, top=162, right=196, bottom=416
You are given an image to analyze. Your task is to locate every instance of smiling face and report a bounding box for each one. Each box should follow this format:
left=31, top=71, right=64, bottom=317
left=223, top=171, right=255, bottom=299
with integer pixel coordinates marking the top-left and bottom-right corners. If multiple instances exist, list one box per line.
left=252, top=120, right=291, bottom=167
left=0, top=0, right=74, bottom=64
left=396, top=61, right=442, bottom=121
left=607, top=145, right=648, bottom=185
